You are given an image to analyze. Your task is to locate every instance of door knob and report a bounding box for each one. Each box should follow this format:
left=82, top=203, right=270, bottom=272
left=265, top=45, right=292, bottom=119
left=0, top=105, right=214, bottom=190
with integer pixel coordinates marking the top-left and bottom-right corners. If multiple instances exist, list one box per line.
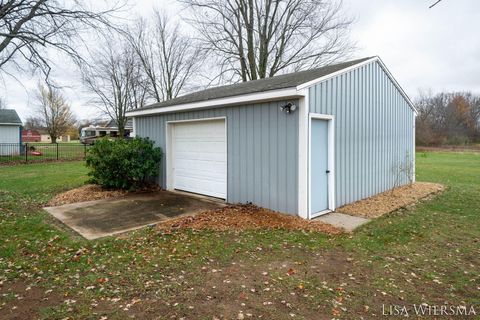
left=326, top=170, right=330, bottom=173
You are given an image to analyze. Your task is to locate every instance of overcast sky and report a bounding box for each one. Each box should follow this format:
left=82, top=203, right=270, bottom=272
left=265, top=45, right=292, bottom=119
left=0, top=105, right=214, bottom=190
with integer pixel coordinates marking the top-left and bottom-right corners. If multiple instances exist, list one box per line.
left=2, top=0, right=479, bottom=122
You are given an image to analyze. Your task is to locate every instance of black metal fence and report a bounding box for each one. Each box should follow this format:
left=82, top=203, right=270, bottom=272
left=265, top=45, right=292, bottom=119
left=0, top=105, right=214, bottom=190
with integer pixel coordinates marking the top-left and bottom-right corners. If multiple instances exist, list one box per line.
left=0, top=143, right=91, bottom=165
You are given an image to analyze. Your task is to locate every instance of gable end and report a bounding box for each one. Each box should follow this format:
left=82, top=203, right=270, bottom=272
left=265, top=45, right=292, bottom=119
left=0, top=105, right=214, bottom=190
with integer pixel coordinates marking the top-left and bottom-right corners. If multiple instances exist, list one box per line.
left=298, top=57, right=416, bottom=114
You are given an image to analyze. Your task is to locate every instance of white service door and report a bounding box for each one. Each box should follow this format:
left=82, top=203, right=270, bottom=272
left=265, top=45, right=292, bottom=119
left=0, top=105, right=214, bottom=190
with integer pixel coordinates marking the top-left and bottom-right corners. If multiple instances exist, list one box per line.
left=172, top=119, right=227, bottom=199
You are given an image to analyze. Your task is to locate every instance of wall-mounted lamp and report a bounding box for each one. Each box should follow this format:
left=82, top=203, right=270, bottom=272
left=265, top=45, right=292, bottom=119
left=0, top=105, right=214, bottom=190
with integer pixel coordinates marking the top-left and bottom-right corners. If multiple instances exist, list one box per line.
left=280, top=102, right=297, bottom=114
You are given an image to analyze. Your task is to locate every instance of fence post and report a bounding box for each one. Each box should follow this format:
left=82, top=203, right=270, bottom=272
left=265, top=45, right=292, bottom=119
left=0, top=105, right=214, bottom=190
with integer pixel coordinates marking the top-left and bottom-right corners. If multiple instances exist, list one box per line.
left=56, top=143, right=59, bottom=160
left=84, top=144, right=87, bottom=159
left=25, top=143, right=28, bottom=163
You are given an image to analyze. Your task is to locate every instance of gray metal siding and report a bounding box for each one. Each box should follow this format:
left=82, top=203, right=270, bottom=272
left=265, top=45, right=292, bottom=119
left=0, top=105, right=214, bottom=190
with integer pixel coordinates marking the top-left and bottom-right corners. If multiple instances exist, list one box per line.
left=0, top=125, right=20, bottom=144
left=135, top=100, right=299, bottom=214
left=309, top=61, right=415, bottom=208
left=0, top=125, right=21, bottom=156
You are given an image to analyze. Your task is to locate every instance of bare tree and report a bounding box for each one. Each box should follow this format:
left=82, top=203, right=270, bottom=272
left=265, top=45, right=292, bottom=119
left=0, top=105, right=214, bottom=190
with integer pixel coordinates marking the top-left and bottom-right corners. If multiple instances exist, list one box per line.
left=24, top=116, right=43, bottom=129
left=0, top=0, right=124, bottom=79
left=391, top=151, right=414, bottom=192
left=415, top=91, right=480, bottom=145
left=128, top=10, right=204, bottom=102
left=82, top=43, right=147, bottom=137
left=35, top=83, right=76, bottom=143
left=180, top=0, right=353, bottom=82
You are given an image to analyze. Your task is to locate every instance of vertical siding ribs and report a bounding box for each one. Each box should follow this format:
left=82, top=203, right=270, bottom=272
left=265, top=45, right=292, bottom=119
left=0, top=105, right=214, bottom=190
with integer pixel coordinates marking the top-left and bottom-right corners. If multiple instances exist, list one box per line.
left=308, top=61, right=414, bottom=208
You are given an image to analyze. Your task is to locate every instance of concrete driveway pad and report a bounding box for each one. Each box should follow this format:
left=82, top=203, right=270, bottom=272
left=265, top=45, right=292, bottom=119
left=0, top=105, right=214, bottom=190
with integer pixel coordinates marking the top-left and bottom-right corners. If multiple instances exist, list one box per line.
left=44, top=191, right=225, bottom=240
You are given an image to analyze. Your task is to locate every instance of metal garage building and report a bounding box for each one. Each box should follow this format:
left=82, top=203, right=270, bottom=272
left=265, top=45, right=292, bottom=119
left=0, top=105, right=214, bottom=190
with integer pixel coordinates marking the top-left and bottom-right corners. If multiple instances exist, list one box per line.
left=127, top=56, right=416, bottom=219
left=0, top=109, right=22, bottom=156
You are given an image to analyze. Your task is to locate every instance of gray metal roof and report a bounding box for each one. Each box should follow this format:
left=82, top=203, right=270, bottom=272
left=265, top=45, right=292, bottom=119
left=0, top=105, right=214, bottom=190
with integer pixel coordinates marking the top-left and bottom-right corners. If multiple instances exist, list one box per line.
left=137, top=57, right=373, bottom=110
left=106, top=118, right=133, bottom=129
left=0, top=109, right=22, bottom=125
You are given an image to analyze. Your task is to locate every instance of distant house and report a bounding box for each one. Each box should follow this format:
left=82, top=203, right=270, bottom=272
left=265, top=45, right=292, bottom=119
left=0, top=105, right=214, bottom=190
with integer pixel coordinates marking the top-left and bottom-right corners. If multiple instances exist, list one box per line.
left=106, top=118, right=134, bottom=136
left=22, top=129, right=41, bottom=142
left=80, top=119, right=134, bottom=144
left=23, top=128, right=71, bottom=143
left=0, top=109, right=22, bottom=156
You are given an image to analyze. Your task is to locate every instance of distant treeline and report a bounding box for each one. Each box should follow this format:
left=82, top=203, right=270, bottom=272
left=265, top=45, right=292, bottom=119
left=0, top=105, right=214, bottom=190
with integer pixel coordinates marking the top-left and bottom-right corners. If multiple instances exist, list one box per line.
left=415, top=92, right=480, bottom=146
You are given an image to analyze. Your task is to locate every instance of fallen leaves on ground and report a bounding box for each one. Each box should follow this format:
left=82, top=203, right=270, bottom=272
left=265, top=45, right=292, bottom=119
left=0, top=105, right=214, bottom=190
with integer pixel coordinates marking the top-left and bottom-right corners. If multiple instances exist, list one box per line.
left=157, top=204, right=343, bottom=234
left=336, top=182, right=444, bottom=218
left=47, top=184, right=164, bottom=206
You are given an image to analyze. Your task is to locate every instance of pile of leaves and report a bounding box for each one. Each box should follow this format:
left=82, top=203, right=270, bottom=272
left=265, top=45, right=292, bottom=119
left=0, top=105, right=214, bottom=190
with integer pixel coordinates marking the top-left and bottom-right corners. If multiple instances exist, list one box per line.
left=336, top=182, right=444, bottom=218
left=47, top=184, right=163, bottom=206
left=47, top=184, right=128, bottom=206
left=157, top=204, right=343, bottom=234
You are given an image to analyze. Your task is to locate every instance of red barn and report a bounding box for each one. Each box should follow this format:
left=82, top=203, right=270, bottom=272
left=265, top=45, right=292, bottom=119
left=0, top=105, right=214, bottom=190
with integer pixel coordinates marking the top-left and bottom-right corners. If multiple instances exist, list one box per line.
left=22, top=129, right=41, bottom=142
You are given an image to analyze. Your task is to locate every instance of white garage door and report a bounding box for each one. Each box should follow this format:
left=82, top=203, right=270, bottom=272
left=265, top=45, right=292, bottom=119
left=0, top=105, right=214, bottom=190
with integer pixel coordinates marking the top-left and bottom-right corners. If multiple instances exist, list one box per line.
left=172, top=119, right=227, bottom=199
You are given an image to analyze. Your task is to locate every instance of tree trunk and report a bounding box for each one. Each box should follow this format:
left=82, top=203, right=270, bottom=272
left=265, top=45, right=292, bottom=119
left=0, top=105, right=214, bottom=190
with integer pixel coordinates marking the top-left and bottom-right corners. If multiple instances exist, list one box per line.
left=245, top=0, right=257, bottom=80
left=118, top=127, right=125, bottom=139
left=50, top=135, right=57, bottom=143
left=118, top=115, right=125, bottom=138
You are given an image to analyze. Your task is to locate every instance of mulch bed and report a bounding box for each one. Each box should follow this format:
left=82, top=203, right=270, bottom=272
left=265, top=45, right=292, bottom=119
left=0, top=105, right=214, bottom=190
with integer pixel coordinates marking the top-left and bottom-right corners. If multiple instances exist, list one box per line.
left=157, top=204, right=343, bottom=234
left=47, top=184, right=128, bottom=206
left=336, top=182, right=444, bottom=218
left=47, top=184, right=163, bottom=207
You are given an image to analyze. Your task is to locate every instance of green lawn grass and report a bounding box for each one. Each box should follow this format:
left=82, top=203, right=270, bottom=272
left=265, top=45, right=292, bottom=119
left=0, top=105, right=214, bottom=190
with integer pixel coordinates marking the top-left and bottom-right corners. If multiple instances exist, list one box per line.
left=0, top=152, right=478, bottom=319
left=0, top=162, right=88, bottom=202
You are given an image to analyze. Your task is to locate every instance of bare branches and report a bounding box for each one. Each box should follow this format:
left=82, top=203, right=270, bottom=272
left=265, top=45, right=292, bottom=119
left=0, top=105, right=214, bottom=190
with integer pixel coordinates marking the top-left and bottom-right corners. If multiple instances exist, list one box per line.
left=0, top=0, right=125, bottom=80
left=34, top=83, right=76, bottom=143
left=23, top=116, right=43, bottom=129
left=81, top=41, right=147, bottom=137
left=429, top=0, right=443, bottom=9
left=180, top=0, right=353, bottom=82
left=391, top=151, right=414, bottom=192
left=127, top=10, right=204, bottom=102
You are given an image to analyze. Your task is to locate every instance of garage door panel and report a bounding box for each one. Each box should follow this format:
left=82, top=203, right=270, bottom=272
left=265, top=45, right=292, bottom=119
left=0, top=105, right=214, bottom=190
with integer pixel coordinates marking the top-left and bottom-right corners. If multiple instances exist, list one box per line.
left=175, top=160, right=226, bottom=174
left=175, top=168, right=225, bottom=182
left=175, top=135, right=225, bottom=141
left=175, top=174, right=226, bottom=186
left=175, top=152, right=226, bottom=162
left=175, top=140, right=225, bottom=154
left=172, top=119, right=227, bottom=199
left=175, top=184, right=226, bottom=199
left=174, top=122, right=224, bottom=137
left=175, top=176, right=226, bottom=198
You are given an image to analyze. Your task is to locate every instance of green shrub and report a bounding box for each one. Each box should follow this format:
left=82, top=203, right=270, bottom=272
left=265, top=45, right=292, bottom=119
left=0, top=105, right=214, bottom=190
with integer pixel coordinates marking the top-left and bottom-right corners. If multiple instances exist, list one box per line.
left=85, top=137, right=162, bottom=190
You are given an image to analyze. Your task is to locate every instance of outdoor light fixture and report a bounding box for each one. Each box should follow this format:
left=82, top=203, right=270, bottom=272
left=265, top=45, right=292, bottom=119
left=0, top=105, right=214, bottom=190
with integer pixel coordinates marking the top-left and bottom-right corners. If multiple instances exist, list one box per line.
left=280, top=102, right=297, bottom=114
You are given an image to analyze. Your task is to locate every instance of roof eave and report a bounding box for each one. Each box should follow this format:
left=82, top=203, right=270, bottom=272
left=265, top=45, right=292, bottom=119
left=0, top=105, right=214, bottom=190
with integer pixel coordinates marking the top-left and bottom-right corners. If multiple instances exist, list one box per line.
left=126, top=87, right=303, bottom=117
left=127, top=56, right=417, bottom=117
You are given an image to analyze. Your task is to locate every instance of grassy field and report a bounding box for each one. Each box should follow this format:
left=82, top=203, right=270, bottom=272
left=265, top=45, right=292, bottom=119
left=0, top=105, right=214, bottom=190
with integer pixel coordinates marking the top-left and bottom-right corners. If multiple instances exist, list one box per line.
left=0, top=153, right=479, bottom=319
